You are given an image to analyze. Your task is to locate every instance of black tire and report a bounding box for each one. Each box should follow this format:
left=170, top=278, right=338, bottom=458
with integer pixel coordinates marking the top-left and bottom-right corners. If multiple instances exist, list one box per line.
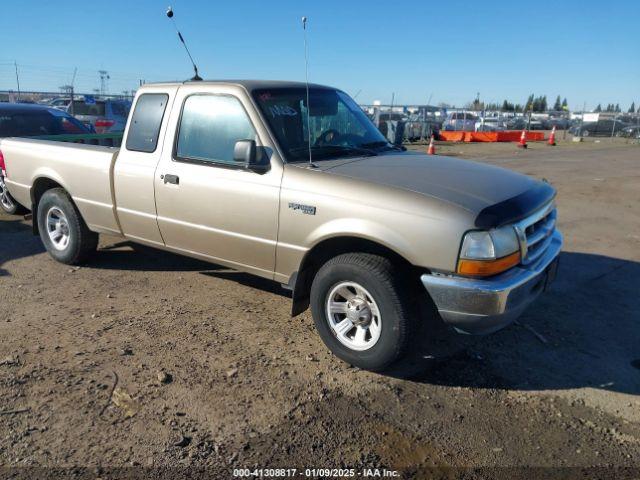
left=310, top=253, right=415, bottom=371
left=37, top=188, right=98, bottom=265
left=0, top=175, right=27, bottom=215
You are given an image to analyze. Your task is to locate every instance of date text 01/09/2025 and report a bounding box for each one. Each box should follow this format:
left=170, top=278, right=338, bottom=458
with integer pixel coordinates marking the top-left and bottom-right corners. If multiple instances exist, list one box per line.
left=232, top=467, right=400, bottom=477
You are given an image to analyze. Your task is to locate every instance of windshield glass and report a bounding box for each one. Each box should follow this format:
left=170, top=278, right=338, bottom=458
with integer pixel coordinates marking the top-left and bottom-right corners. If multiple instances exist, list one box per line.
left=253, top=88, right=389, bottom=162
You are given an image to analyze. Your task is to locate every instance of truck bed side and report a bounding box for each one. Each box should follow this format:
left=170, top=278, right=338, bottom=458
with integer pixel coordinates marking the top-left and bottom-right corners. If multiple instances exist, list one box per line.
left=1, top=138, right=121, bottom=235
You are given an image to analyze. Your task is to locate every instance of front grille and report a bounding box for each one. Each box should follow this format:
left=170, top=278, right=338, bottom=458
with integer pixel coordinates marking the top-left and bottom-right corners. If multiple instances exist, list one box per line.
left=515, top=203, right=557, bottom=265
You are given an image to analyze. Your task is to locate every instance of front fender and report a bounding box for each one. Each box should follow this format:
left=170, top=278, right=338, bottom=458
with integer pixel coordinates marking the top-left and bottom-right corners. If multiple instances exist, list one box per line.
left=304, top=217, right=414, bottom=260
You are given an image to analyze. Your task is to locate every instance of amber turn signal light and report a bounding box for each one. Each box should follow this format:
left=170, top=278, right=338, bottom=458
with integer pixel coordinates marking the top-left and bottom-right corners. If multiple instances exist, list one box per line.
left=457, top=251, right=521, bottom=277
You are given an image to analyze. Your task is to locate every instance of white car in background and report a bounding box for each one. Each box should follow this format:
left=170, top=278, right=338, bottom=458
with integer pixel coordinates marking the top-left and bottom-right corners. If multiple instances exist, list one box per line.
left=443, top=112, right=478, bottom=131
left=475, top=117, right=507, bottom=132
left=67, top=98, right=131, bottom=133
left=47, top=97, right=72, bottom=111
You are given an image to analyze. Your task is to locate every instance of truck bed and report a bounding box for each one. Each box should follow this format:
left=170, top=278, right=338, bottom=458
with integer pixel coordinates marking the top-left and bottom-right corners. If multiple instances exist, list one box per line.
left=1, top=138, right=121, bottom=235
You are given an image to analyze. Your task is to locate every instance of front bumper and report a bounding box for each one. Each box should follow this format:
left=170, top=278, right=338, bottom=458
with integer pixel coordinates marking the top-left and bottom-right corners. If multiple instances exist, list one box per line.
left=421, top=230, right=563, bottom=334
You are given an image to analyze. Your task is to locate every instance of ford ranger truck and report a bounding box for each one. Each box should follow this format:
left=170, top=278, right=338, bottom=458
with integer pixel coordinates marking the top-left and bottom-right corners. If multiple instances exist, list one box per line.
left=0, top=81, right=562, bottom=371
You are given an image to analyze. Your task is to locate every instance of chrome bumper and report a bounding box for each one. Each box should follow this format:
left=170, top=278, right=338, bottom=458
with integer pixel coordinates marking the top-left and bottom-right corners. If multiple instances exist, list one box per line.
left=421, top=230, right=563, bottom=335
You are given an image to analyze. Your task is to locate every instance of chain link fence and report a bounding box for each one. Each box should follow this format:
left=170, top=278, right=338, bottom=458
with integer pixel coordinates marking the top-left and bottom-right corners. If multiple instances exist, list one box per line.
left=0, top=89, right=134, bottom=111
left=360, top=103, right=640, bottom=144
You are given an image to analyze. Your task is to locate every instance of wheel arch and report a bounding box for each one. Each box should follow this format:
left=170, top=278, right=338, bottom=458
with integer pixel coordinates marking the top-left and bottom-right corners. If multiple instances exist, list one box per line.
left=289, top=235, right=422, bottom=316
left=30, top=176, right=68, bottom=235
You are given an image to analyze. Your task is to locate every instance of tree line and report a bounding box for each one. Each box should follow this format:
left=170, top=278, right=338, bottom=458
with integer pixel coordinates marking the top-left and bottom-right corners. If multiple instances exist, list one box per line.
left=462, top=95, right=638, bottom=113
left=594, top=102, right=637, bottom=113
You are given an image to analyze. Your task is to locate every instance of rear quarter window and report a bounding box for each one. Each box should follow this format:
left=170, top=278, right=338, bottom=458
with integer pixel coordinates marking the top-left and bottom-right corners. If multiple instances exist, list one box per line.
left=125, top=94, right=169, bottom=153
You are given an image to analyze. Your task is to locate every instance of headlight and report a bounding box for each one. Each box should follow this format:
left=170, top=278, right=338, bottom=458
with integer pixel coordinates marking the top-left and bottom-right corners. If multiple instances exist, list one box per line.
left=458, top=226, right=521, bottom=277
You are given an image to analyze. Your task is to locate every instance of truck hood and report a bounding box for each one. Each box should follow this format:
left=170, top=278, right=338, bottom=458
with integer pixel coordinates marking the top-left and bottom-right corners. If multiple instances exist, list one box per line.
left=317, top=152, right=554, bottom=227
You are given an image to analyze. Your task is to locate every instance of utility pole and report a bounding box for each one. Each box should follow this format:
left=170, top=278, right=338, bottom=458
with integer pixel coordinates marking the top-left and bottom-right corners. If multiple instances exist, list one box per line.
left=98, top=70, right=110, bottom=96
left=579, top=101, right=586, bottom=138
left=14, top=61, right=21, bottom=101
left=70, top=67, right=77, bottom=115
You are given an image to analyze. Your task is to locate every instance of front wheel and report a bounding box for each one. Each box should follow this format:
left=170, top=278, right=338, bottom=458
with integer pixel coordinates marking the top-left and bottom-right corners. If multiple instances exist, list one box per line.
left=310, top=253, right=415, bottom=371
left=0, top=175, right=26, bottom=215
left=37, top=188, right=98, bottom=265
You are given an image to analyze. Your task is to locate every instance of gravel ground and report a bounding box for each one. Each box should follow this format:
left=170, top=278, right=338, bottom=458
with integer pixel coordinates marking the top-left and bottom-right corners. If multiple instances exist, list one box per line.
left=1, top=139, right=639, bottom=479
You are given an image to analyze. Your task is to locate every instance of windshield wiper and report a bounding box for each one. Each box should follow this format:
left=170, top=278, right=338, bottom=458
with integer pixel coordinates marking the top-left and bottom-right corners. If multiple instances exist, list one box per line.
left=359, top=141, right=390, bottom=149
left=289, top=145, right=378, bottom=160
left=359, top=141, right=405, bottom=152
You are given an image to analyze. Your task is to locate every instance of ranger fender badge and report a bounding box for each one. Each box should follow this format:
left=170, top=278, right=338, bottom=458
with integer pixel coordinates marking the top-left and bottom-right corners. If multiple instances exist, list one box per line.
left=288, top=202, right=316, bottom=215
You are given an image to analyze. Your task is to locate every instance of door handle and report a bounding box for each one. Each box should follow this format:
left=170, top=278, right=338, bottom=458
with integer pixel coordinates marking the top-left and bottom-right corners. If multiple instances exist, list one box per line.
left=162, top=174, right=179, bottom=185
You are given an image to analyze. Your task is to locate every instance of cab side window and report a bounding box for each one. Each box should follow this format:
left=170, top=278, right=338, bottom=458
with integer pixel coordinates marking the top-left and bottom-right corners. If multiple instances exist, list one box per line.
left=175, top=95, right=257, bottom=166
left=126, top=93, right=169, bottom=153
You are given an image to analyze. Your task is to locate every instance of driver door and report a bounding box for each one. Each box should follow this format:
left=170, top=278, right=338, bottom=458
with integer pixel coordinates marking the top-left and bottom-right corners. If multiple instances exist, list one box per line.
left=153, top=84, right=284, bottom=279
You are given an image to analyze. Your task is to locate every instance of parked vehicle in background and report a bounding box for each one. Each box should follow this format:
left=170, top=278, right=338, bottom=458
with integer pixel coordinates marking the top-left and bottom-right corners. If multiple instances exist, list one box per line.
left=443, top=112, right=478, bottom=131
left=0, top=103, right=92, bottom=214
left=47, top=97, right=72, bottom=111
left=1, top=80, right=562, bottom=371
left=68, top=98, right=131, bottom=133
left=527, top=118, right=545, bottom=130
left=403, top=119, right=441, bottom=142
left=378, top=112, right=406, bottom=122
left=570, top=119, right=630, bottom=137
left=545, top=117, right=570, bottom=130
left=617, top=124, right=640, bottom=138
left=505, top=117, right=527, bottom=130
left=475, top=117, right=506, bottom=132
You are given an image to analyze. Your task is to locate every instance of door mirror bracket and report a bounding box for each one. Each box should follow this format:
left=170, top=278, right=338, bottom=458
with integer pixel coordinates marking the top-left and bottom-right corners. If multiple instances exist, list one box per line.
left=234, top=140, right=269, bottom=173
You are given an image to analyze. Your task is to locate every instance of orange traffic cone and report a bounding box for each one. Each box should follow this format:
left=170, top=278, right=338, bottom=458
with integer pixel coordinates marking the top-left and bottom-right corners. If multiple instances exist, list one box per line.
left=427, top=135, right=436, bottom=155
left=518, top=129, right=528, bottom=149
left=547, top=126, right=556, bottom=146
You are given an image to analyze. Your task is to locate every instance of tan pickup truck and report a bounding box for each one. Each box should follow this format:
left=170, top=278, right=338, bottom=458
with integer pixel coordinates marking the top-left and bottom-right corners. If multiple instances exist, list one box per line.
left=0, top=80, right=562, bottom=370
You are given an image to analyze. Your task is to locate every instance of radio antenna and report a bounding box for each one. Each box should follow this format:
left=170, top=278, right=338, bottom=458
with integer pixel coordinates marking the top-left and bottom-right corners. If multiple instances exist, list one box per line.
left=166, top=6, right=202, bottom=81
left=302, top=16, right=316, bottom=168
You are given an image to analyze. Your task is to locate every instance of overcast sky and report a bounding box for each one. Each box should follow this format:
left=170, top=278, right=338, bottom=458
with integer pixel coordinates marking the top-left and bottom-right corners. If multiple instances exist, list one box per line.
left=1, top=0, right=638, bottom=109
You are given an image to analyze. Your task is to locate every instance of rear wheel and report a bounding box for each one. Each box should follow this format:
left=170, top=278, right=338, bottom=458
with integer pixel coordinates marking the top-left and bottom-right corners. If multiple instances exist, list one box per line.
left=0, top=175, right=26, bottom=215
left=310, top=253, right=415, bottom=371
left=37, top=188, right=98, bottom=265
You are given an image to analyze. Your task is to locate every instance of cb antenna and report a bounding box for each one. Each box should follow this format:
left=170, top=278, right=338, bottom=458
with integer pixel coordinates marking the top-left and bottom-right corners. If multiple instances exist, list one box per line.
left=302, top=16, right=316, bottom=168
left=166, top=6, right=202, bottom=81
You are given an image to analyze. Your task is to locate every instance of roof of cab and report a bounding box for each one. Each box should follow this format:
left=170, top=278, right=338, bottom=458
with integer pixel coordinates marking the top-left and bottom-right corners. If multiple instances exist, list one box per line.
left=143, top=79, right=335, bottom=91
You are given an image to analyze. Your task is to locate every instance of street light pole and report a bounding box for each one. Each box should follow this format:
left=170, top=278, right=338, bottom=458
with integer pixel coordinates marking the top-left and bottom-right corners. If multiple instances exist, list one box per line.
left=14, top=61, right=21, bottom=101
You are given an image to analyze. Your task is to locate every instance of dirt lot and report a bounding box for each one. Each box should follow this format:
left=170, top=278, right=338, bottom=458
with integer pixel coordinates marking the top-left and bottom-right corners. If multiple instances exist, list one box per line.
left=1, top=138, right=639, bottom=479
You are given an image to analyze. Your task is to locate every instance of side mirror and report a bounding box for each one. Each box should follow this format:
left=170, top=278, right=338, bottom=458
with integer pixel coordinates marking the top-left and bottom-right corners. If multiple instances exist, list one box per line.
left=234, top=139, right=269, bottom=173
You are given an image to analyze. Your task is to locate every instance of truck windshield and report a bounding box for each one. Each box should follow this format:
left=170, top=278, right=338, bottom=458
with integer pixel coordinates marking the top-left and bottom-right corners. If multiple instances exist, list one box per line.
left=253, top=88, right=390, bottom=162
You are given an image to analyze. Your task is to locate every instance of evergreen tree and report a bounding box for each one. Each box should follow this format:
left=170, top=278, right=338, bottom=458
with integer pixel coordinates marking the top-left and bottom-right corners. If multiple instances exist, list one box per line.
left=553, top=95, right=562, bottom=111
left=615, top=103, right=621, bottom=113
left=629, top=102, right=636, bottom=113
left=562, top=98, right=568, bottom=110
left=524, top=94, right=534, bottom=112
left=531, top=98, right=538, bottom=112
left=595, top=104, right=602, bottom=112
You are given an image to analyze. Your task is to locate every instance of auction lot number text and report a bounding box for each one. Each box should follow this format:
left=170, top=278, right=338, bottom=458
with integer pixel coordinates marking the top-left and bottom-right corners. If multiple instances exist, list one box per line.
left=233, top=468, right=400, bottom=478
